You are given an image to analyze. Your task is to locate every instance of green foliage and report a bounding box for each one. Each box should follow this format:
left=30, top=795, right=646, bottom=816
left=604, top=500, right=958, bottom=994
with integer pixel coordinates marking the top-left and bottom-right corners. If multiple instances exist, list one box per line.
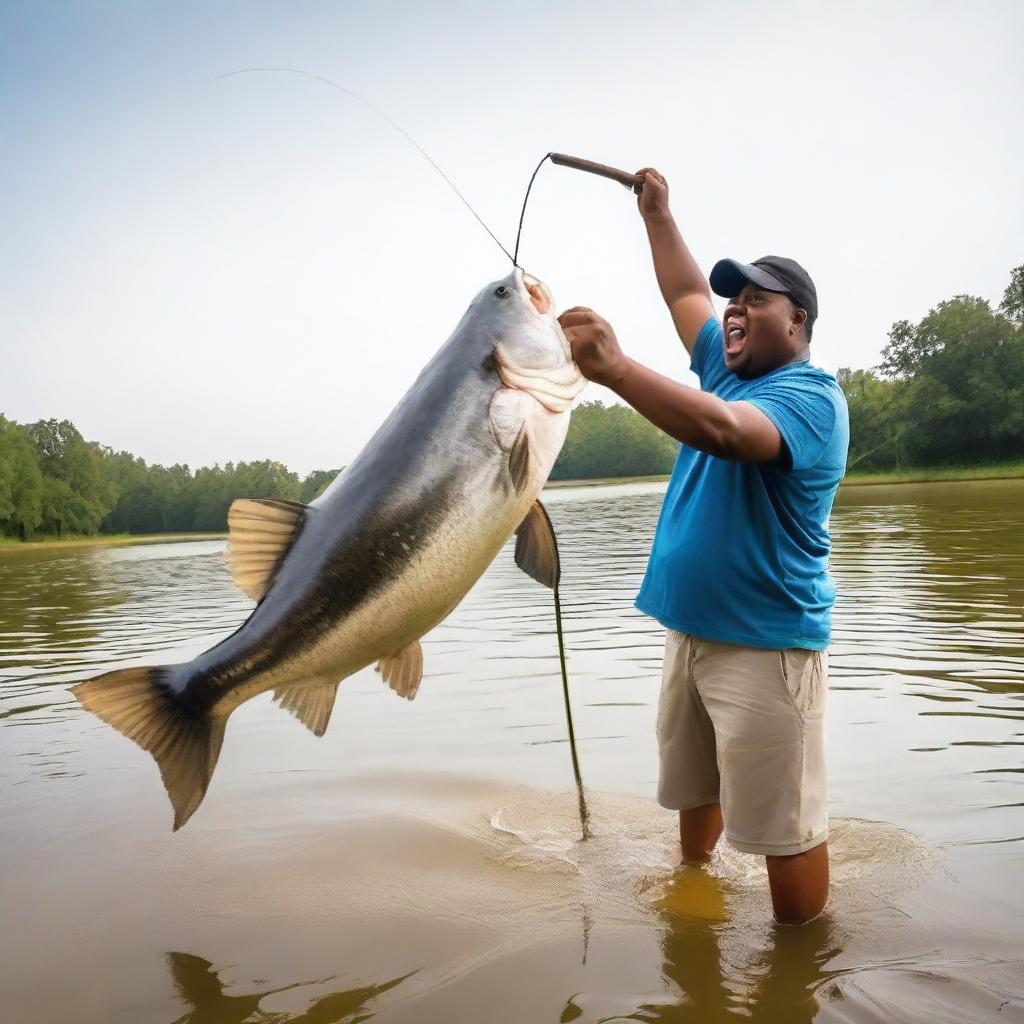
left=190, top=460, right=302, bottom=532
left=300, top=469, right=341, bottom=503
left=0, top=416, right=44, bottom=538
left=551, top=400, right=679, bottom=480
left=999, top=264, right=1024, bottom=325
left=26, top=419, right=117, bottom=536
left=844, top=267, right=1024, bottom=469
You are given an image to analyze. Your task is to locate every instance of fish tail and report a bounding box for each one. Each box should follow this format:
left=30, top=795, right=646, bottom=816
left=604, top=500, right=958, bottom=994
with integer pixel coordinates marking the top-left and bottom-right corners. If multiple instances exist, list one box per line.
left=72, top=666, right=226, bottom=831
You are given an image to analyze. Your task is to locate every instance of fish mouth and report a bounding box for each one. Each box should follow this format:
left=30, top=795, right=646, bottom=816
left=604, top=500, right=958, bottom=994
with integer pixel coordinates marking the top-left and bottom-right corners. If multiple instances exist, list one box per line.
left=520, top=270, right=552, bottom=315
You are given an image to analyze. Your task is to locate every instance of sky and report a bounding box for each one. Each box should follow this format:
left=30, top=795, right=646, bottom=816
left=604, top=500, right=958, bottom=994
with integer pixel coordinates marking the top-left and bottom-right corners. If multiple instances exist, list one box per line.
left=2, top=0, right=1022, bottom=475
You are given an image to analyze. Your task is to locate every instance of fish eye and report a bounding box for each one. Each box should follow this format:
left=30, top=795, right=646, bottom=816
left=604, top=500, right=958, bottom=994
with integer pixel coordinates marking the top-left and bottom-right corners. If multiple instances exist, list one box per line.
left=494, top=285, right=510, bottom=298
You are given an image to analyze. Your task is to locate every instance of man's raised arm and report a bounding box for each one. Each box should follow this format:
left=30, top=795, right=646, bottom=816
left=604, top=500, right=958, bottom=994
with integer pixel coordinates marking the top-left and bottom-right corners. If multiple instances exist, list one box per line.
left=636, top=168, right=717, bottom=354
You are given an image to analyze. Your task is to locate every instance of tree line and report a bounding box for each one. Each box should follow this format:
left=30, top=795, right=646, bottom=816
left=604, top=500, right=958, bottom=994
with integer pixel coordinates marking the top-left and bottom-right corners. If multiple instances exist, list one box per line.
left=2, top=266, right=1020, bottom=540
left=0, top=417, right=339, bottom=540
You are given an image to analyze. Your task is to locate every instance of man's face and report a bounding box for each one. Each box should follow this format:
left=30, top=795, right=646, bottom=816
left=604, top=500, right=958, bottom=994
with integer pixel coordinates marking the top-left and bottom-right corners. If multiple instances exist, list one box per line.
left=722, top=284, right=806, bottom=379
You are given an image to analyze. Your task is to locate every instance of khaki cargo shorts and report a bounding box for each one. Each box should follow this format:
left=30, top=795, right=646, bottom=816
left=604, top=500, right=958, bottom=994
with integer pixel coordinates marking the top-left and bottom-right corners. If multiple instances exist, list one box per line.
left=656, top=630, right=828, bottom=857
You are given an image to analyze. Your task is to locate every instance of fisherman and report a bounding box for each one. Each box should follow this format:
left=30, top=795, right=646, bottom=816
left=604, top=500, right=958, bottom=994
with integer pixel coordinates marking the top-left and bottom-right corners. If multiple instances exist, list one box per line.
left=558, top=168, right=849, bottom=925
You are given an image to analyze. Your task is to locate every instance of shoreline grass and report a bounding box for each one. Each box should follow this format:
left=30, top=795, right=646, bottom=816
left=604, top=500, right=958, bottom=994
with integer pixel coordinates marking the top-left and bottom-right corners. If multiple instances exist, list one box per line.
left=0, top=532, right=226, bottom=551
left=840, top=461, right=1024, bottom=486
left=547, top=461, right=1024, bottom=490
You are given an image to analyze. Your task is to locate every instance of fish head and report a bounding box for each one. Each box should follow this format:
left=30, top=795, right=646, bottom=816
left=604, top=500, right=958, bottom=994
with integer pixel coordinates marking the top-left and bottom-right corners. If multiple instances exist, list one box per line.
left=471, top=269, right=586, bottom=418
left=473, top=268, right=574, bottom=371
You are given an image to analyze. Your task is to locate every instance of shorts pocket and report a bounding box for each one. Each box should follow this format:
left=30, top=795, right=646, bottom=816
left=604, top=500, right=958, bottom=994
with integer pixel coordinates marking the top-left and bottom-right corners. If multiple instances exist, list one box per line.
left=778, top=649, right=820, bottom=716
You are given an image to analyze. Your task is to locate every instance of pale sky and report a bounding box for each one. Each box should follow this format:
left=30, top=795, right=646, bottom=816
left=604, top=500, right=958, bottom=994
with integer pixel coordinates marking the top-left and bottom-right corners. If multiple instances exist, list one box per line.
left=2, top=1, right=1021, bottom=475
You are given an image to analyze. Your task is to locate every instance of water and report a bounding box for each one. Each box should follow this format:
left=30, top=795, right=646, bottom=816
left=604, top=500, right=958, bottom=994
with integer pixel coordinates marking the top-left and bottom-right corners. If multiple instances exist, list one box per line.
left=1, top=479, right=1022, bottom=1022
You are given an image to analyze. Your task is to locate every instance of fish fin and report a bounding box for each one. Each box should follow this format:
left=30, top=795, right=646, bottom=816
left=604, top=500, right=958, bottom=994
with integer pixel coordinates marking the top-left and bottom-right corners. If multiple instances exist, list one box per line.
left=273, top=680, right=340, bottom=737
left=488, top=386, right=526, bottom=451
left=509, top=425, right=532, bottom=493
left=225, top=497, right=309, bottom=601
left=376, top=640, right=424, bottom=700
left=515, top=499, right=561, bottom=589
left=72, top=667, right=226, bottom=831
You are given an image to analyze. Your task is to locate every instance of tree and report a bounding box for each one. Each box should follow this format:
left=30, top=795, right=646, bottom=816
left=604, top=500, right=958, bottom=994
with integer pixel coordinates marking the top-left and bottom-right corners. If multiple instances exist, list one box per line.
left=551, top=401, right=679, bottom=480
left=0, top=416, right=44, bottom=538
left=300, top=469, right=341, bottom=503
left=837, top=369, right=906, bottom=470
left=875, top=289, right=1024, bottom=465
left=999, top=264, right=1024, bottom=327
left=26, top=419, right=117, bottom=535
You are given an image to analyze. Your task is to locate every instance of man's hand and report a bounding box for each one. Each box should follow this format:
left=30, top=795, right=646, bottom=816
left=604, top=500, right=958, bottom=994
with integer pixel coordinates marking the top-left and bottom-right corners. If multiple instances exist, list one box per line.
left=558, top=307, right=632, bottom=389
left=636, top=167, right=670, bottom=223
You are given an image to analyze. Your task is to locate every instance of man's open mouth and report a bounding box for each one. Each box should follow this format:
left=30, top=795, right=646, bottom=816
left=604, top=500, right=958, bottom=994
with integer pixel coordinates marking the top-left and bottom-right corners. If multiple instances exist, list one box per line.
left=725, top=322, right=746, bottom=355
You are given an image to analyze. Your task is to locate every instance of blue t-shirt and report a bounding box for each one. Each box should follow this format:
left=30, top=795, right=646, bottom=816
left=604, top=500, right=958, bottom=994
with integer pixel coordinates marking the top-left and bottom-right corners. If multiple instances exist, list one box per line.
left=635, top=318, right=849, bottom=650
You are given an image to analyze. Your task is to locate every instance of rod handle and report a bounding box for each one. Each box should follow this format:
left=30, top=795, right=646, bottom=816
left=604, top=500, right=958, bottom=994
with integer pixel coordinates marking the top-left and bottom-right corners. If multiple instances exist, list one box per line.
left=549, top=153, right=643, bottom=193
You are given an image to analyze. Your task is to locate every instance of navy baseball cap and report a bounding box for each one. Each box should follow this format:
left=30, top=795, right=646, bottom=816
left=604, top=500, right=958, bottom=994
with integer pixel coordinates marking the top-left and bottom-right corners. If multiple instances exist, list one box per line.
left=709, top=256, right=818, bottom=328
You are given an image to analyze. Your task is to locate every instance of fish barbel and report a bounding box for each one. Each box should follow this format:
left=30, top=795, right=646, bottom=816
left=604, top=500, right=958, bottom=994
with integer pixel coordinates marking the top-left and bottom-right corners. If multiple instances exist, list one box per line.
left=73, top=268, right=586, bottom=829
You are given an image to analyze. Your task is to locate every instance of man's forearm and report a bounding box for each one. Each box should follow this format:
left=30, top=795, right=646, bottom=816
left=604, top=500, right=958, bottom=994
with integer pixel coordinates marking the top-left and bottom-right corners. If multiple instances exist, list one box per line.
left=644, top=213, right=712, bottom=305
left=606, top=357, right=740, bottom=458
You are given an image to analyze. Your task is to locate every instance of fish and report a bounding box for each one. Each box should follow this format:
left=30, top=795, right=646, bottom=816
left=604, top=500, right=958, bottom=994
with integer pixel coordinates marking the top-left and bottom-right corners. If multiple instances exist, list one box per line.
left=72, top=268, right=586, bottom=829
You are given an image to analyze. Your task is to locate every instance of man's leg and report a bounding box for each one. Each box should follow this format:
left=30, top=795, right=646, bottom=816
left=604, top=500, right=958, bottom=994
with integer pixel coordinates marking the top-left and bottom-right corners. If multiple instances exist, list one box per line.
left=657, top=632, right=722, bottom=857
left=765, top=842, right=829, bottom=925
left=679, top=802, right=723, bottom=863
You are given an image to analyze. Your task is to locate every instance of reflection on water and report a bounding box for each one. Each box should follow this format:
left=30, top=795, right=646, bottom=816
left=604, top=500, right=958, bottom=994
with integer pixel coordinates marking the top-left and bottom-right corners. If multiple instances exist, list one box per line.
left=167, top=951, right=413, bottom=1024
left=1, top=479, right=1023, bottom=1022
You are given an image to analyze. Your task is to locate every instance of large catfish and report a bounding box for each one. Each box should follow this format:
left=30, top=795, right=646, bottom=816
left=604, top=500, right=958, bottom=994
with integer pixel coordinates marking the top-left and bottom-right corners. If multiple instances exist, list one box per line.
left=73, top=269, right=586, bottom=829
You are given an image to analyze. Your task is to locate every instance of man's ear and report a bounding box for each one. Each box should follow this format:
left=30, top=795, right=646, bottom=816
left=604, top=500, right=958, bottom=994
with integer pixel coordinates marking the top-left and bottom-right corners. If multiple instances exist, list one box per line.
left=790, top=306, right=808, bottom=335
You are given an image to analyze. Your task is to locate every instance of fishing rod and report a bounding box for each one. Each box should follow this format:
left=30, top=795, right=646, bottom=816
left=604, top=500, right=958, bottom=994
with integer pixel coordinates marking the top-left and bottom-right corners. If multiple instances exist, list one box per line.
left=513, top=152, right=643, bottom=266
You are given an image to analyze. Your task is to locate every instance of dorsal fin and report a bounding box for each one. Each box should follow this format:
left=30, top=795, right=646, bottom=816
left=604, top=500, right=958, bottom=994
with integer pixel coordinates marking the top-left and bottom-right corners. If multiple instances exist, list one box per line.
left=225, top=497, right=309, bottom=601
left=273, top=680, right=340, bottom=737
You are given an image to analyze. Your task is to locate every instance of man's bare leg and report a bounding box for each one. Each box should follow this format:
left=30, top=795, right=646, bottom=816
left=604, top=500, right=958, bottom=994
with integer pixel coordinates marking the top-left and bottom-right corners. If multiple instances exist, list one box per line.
left=679, top=803, right=723, bottom=863
left=766, top=842, right=829, bottom=924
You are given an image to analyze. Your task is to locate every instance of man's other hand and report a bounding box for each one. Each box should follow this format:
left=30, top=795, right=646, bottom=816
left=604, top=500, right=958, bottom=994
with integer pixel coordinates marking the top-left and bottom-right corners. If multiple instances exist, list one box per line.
left=558, top=307, right=632, bottom=389
left=636, top=167, right=670, bottom=222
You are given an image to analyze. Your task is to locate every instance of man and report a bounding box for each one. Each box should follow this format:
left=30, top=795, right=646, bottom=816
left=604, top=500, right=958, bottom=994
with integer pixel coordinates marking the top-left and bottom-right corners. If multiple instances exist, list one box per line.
left=558, top=168, right=849, bottom=925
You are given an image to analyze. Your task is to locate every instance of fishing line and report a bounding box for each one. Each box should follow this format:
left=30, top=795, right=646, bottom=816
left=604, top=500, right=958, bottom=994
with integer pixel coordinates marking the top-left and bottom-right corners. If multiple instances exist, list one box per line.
left=513, top=152, right=553, bottom=268
left=213, top=67, right=517, bottom=265
left=513, top=152, right=642, bottom=268
left=554, top=582, right=591, bottom=841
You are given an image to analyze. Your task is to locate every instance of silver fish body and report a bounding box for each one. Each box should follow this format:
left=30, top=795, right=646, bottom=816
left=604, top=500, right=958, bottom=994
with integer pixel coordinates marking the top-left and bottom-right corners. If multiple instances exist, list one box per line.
left=73, top=268, right=585, bottom=828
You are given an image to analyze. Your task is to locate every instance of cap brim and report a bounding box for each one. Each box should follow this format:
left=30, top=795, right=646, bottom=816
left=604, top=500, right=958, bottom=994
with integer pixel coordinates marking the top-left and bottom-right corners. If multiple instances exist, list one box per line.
left=709, top=258, right=788, bottom=299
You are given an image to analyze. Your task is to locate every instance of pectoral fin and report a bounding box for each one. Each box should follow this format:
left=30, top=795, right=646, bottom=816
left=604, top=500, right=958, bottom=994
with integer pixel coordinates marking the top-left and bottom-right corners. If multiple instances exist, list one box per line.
left=376, top=640, right=424, bottom=700
left=509, top=426, right=532, bottom=493
left=273, top=680, right=340, bottom=737
left=514, top=499, right=560, bottom=588
left=226, top=497, right=310, bottom=601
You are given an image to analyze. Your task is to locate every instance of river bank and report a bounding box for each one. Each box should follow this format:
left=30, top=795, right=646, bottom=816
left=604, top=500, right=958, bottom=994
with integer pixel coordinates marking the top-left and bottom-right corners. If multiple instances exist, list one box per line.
left=547, top=460, right=1024, bottom=490
left=0, top=531, right=226, bottom=551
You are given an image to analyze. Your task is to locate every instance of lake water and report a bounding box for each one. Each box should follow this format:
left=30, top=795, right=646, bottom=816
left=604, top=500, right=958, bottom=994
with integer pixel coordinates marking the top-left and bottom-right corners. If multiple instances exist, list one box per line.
left=1, top=479, right=1022, bottom=1023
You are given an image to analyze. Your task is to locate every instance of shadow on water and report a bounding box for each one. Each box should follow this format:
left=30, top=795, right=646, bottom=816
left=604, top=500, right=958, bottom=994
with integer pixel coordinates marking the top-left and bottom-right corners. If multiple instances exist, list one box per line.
left=165, top=951, right=414, bottom=1024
